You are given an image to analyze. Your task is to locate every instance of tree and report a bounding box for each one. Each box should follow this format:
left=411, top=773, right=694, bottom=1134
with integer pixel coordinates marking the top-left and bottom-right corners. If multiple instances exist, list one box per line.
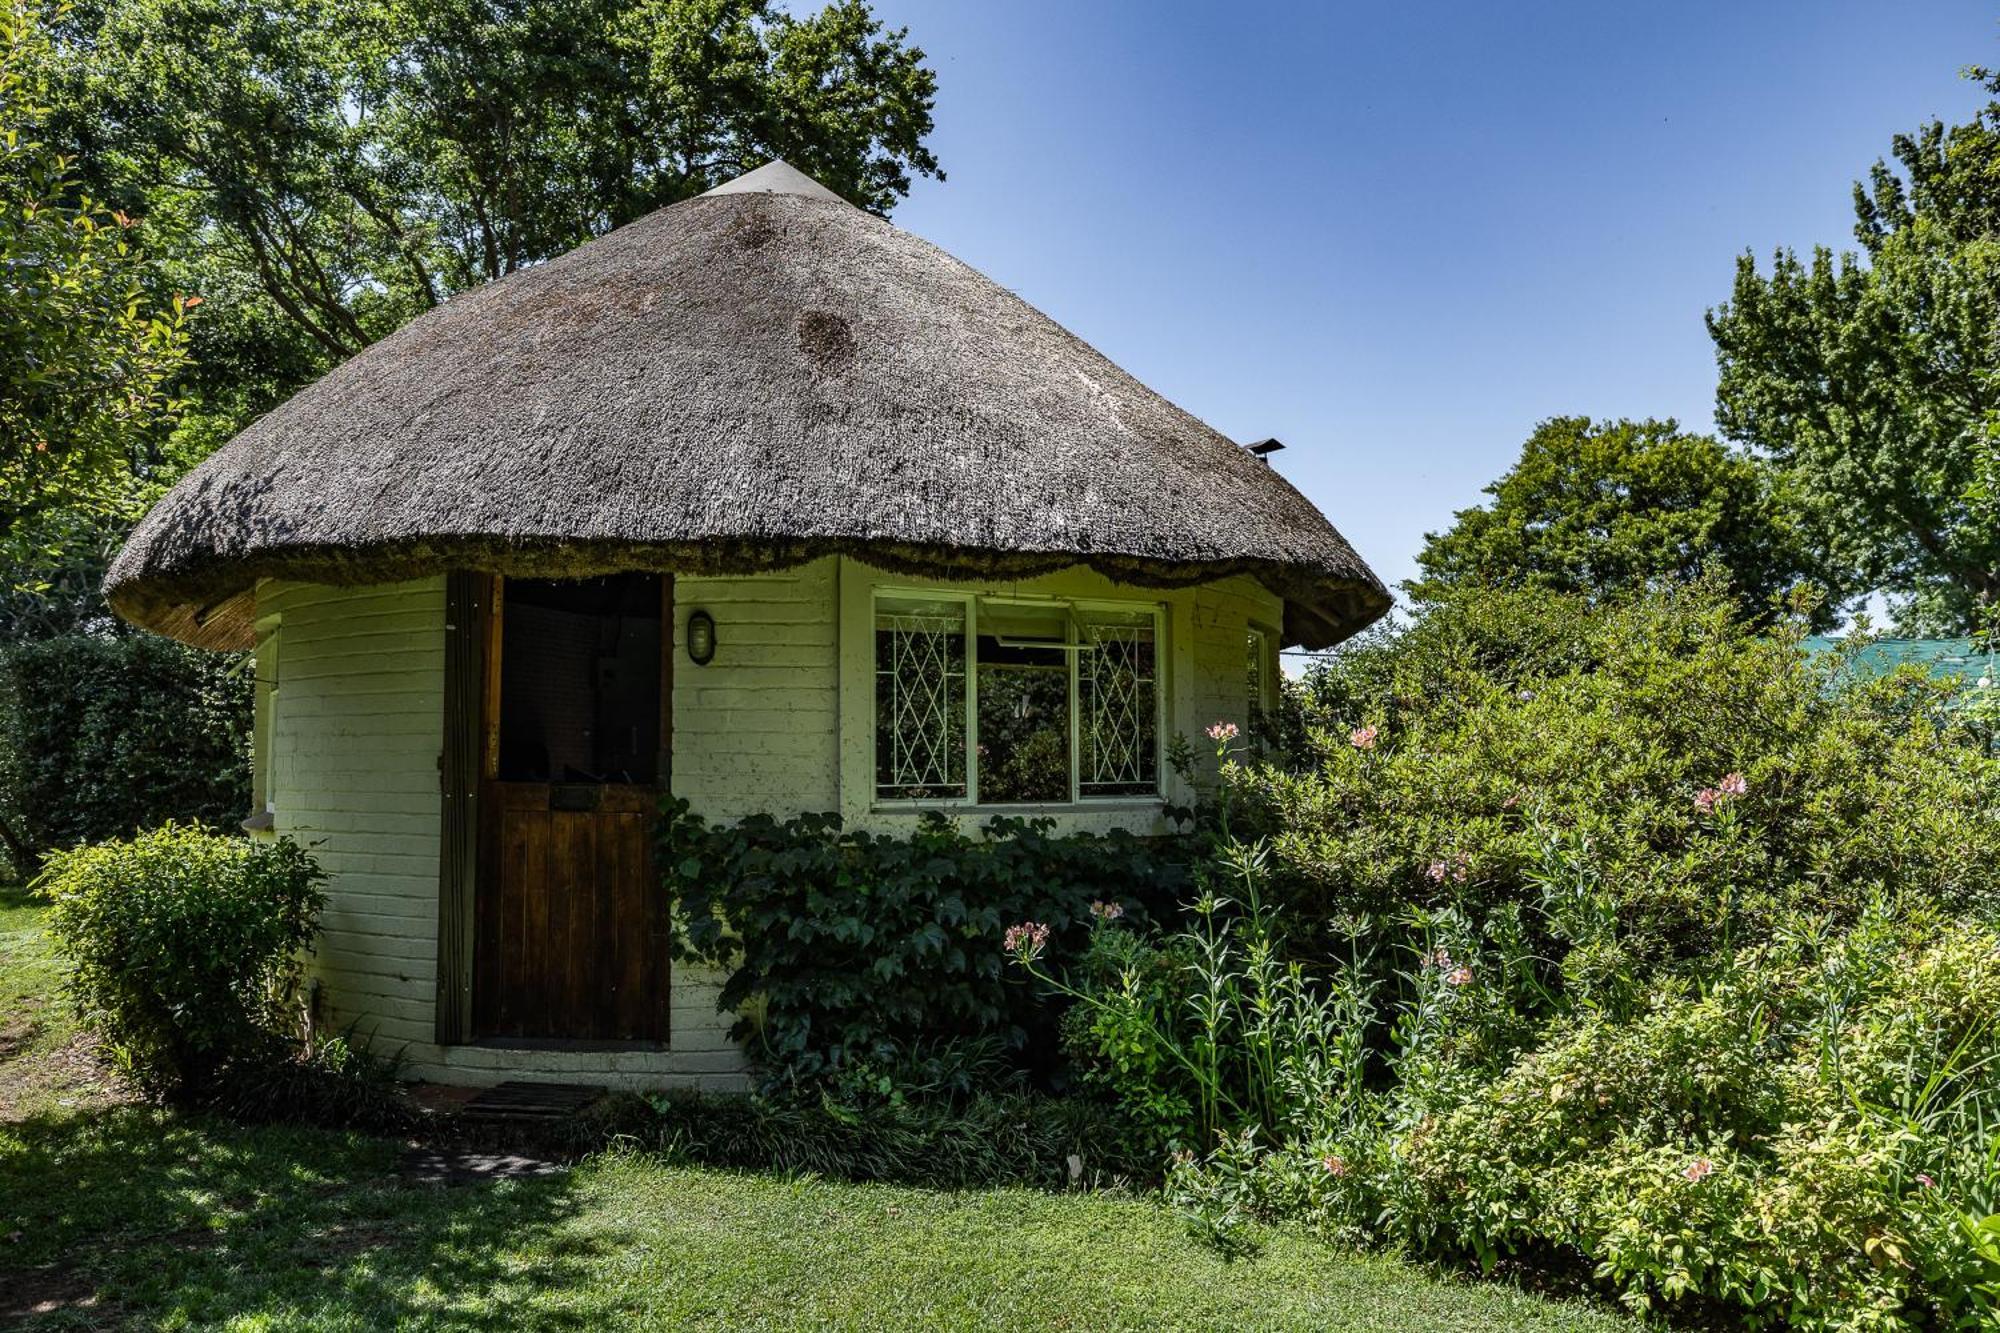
left=1407, top=416, right=1822, bottom=621
left=0, top=0, right=187, bottom=564
left=51, top=0, right=942, bottom=368
left=1709, top=69, right=2000, bottom=635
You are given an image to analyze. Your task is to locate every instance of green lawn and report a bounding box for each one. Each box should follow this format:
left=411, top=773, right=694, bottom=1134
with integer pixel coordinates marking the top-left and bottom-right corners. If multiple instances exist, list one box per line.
left=0, top=888, right=1630, bottom=1332
left=0, top=882, right=118, bottom=1121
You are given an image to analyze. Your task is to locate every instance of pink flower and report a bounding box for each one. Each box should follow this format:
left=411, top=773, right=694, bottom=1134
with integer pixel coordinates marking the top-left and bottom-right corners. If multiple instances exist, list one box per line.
left=1696, top=773, right=1747, bottom=813
left=1321, top=1154, right=1349, bottom=1177
left=1445, top=966, right=1473, bottom=987
left=1683, top=1157, right=1714, bottom=1183
left=1088, top=900, right=1124, bottom=922
left=1916, top=1173, right=1936, bottom=1189
left=1003, top=921, right=1050, bottom=963
left=1426, top=854, right=1470, bottom=884
left=1349, top=725, right=1379, bottom=751
left=1205, top=721, right=1239, bottom=743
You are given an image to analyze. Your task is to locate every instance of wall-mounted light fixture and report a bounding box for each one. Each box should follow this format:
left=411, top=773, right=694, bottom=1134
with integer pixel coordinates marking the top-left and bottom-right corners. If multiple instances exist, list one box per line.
left=686, top=609, right=716, bottom=665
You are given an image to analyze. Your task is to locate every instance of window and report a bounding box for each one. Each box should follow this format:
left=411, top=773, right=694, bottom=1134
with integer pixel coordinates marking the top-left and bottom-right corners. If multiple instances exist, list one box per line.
left=874, top=592, right=1163, bottom=804
left=1246, top=625, right=1275, bottom=727
left=253, top=618, right=282, bottom=815
left=496, top=575, right=663, bottom=784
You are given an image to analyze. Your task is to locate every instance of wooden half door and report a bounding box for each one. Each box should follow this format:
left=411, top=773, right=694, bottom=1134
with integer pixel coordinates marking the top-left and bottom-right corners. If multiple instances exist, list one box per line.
left=472, top=572, right=673, bottom=1043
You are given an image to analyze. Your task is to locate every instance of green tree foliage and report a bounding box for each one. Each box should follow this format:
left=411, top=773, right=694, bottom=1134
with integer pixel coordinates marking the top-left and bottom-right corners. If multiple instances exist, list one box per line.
left=1710, top=69, right=2000, bottom=634
left=52, top=0, right=942, bottom=373
left=0, top=0, right=187, bottom=561
left=1408, top=416, right=1820, bottom=621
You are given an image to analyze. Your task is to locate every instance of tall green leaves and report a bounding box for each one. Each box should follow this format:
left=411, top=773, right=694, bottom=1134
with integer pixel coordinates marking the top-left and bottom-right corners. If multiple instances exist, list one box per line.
left=0, top=0, right=187, bottom=559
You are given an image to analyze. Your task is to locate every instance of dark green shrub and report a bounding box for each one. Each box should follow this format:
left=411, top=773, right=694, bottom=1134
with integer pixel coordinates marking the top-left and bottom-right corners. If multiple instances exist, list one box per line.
left=39, top=824, right=326, bottom=1101
left=659, top=802, right=1192, bottom=1088
left=0, top=633, right=251, bottom=868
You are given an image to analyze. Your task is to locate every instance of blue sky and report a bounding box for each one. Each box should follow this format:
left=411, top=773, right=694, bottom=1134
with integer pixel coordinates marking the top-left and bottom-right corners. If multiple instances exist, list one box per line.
left=869, top=0, right=1998, bottom=603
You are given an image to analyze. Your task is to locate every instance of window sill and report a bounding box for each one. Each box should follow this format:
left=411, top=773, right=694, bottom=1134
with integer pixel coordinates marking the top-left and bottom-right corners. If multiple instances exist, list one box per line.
left=869, top=798, right=1167, bottom=817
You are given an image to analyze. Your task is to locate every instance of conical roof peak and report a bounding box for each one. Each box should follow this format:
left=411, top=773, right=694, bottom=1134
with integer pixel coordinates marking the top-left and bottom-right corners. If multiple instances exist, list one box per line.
left=700, top=159, right=846, bottom=204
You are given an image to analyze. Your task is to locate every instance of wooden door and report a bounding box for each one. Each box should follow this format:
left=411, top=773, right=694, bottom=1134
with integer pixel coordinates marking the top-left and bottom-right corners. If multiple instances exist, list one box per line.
left=471, top=573, right=673, bottom=1043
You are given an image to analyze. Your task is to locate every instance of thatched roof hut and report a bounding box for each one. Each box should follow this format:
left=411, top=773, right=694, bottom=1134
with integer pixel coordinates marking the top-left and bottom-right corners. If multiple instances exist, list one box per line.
left=105, top=161, right=1390, bottom=1089
left=107, top=160, right=1387, bottom=652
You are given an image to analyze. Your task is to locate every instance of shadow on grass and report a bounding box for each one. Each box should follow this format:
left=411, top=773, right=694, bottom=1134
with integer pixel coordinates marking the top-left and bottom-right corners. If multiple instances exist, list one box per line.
left=0, top=1106, right=623, bottom=1330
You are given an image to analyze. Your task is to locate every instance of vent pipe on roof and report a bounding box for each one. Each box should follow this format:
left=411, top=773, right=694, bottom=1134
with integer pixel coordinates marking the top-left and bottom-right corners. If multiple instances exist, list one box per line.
left=1242, top=437, right=1286, bottom=466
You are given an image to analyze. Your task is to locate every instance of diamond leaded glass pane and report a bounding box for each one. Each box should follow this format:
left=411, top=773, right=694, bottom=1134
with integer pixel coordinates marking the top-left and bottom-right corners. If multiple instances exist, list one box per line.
left=875, top=600, right=967, bottom=800
left=1079, top=615, right=1158, bottom=796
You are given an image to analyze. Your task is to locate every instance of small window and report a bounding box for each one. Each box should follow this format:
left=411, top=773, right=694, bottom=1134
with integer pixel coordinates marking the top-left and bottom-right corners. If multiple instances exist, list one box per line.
left=1246, top=625, right=1275, bottom=724
left=1079, top=608, right=1159, bottom=797
left=873, top=592, right=1163, bottom=805
left=254, top=619, right=282, bottom=815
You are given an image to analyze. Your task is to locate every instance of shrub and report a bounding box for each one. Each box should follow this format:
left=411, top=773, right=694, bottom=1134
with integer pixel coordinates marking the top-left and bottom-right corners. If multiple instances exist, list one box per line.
left=39, top=824, right=326, bottom=1101
left=1383, top=902, right=2000, bottom=1326
left=1237, top=579, right=2000, bottom=969
left=1025, top=582, right=2000, bottom=1328
left=0, top=633, right=251, bottom=870
left=659, top=802, right=1191, bottom=1090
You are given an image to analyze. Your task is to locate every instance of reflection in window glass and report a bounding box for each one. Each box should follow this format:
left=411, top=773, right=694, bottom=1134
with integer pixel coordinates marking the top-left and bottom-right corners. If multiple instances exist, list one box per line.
left=976, top=603, right=1070, bottom=803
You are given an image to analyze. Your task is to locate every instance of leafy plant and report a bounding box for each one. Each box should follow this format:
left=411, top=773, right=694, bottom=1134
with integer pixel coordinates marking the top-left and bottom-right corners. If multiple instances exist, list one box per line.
left=1014, top=836, right=1380, bottom=1155
left=0, top=632, right=251, bottom=870
left=658, top=800, right=1191, bottom=1090
left=38, top=824, right=325, bottom=1101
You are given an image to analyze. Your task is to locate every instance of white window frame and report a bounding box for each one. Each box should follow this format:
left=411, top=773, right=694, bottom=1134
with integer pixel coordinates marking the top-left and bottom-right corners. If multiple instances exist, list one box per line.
left=252, top=614, right=282, bottom=818
left=1246, top=622, right=1277, bottom=720
left=870, top=587, right=1167, bottom=809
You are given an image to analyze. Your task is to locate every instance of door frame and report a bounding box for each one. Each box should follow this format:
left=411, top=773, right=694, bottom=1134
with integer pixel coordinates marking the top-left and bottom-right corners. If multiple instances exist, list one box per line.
left=433, top=571, right=675, bottom=1046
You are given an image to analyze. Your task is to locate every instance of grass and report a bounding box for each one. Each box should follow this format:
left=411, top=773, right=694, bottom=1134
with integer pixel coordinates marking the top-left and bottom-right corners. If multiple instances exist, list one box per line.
left=0, top=881, right=117, bottom=1120
left=0, top=889, right=1632, bottom=1332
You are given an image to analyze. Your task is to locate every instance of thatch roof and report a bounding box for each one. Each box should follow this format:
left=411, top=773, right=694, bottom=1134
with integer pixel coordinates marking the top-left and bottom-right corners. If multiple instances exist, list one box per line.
left=108, top=160, right=1389, bottom=650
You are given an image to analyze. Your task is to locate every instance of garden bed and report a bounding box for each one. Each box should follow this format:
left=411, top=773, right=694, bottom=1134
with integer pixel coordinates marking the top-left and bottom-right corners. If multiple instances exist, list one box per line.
left=0, top=886, right=1624, bottom=1332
